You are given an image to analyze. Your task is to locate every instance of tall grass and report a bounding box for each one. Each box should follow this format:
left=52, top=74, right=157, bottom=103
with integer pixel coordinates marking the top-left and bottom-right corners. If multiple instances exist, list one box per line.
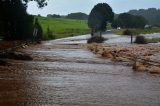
left=36, top=16, right=90, bottom=40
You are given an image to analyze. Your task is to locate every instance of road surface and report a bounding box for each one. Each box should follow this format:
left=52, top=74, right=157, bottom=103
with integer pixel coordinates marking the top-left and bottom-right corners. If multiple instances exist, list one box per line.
left=0, top=34, right=160, bottom=106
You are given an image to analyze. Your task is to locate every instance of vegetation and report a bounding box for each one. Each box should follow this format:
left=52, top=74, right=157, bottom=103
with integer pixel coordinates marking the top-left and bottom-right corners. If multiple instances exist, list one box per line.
left=128, top=8, right=160, bottom=26
left=0, top=0, right=47, bottom=40
left=46, top=26, right=55, bottom=40
left=47, top=14, right=61, bottom=18
left=23, top=0, right=48, bottom=8
left=123, top=29, right=132, bottom=35
left=112, top=13, right=147, bottom=29
left=88, top=3, right=114, bottom=36
left=36, top=16, right=90, bottom=39
left=135, top=36, right=147, bottom=44
left=87, top=36, right=106, bottom=43
left=66, top=12, right=88, bottom=20
left=47, top=12, right=88, bottom=20
left=0, top=0, right=32, bottom=40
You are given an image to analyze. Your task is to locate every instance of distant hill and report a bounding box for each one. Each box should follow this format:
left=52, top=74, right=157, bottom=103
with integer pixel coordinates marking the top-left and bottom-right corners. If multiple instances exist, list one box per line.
left=66, top=12, right=88, bottom=20
left=128, top=8, right=160, bottom=26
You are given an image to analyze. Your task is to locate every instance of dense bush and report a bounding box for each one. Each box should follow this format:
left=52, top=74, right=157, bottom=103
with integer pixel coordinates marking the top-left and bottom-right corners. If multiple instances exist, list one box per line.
left=123, top=29, right=132, bottom=35
left=12, top=15, right=34, bottom=40
left=87, top=36, right=106, bottom=43
left=0, top=0, right=34, bottom=40
left=112, top=13, right=147, bottom=29
left=135, top=36, right=147, bottom=44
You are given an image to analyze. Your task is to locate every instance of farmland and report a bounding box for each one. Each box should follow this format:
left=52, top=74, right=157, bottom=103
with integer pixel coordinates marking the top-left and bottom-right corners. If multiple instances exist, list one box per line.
left=36, top=16, right=90, bottom=39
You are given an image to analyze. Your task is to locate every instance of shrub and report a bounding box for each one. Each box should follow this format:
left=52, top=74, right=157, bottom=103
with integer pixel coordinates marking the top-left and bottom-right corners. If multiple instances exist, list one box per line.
left=123, top=29, right=132, bottom=35
left=135, top=36, right=147, bottom=44
left=87, top=36, right=106, bottom=43
left=47, top=26, right=55, bottom=40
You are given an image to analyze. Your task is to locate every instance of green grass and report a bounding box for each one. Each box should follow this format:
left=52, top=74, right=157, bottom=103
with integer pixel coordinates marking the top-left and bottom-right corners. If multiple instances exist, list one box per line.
left=113, top=29, right=125, bottom=35
left=36, top=16, right=90, bottom=40
left=106, top=23, right=112, bottom=30
left=113, top=27, right=160, bottom=35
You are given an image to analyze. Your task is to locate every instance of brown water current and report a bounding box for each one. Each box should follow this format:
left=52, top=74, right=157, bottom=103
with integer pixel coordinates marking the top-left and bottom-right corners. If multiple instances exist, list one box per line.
left=0, top=36, right=160, bottom=106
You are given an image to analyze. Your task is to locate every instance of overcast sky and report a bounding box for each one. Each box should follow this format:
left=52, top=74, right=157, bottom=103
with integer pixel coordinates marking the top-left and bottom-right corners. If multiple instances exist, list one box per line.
left=27, top=0, right=160, bottom=16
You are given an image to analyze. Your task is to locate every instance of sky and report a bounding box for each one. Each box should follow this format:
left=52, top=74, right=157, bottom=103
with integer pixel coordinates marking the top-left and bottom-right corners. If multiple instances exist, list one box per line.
left=27, top=0, right=160, bottom=16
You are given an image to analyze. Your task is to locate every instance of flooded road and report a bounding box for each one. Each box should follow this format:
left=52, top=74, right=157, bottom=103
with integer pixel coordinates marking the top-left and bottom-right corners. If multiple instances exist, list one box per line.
left=0, top=34, right=160, bottom=106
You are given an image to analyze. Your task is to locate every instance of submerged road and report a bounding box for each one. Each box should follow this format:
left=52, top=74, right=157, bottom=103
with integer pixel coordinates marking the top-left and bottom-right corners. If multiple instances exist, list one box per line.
left=0, top=35, right=160, bottom=106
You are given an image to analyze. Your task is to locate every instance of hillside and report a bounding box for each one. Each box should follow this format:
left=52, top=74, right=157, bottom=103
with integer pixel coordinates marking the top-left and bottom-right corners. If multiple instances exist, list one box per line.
left=128, top=8, right=160, bottom=26
left=36, top=16, right=90, bottom=39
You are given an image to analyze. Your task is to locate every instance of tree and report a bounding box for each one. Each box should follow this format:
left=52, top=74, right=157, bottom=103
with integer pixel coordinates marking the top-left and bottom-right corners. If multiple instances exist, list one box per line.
left=23, top=0, right=48, bottom=8
left=0, top=0, right=47, bottom=40
left=0, top=0, right=31, bottom=39
left=112, top=13, right=147, bottom=29
left=128, top=8, right=160, bottom=26
left=111, top=19, right=119, bottom=28
left=133, top=15, right=148, bottom=28
left=117, top=13, right=133, bottom=28
left=88, top=3, right=114, bottom=36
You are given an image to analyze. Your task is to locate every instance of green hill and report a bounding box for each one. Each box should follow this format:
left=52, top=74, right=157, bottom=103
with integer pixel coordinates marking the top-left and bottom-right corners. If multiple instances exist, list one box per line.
left=36, top=16, right=90, bottom=40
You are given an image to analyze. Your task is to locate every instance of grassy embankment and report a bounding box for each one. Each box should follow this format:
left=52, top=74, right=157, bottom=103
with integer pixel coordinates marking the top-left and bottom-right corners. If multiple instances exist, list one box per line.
left=36, top=16, right=90, bottom=40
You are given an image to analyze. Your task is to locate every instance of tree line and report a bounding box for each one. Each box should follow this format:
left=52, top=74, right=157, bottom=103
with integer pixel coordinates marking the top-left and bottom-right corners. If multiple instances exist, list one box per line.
left=88, top=3, right=114, bottom=36
left=128, top=8, right=160, bottom=26
left=112, top=13, right=148, bottom=29
left=111, top=8, right=160, bottom=29
left=47, top=12, right=88, bottom=20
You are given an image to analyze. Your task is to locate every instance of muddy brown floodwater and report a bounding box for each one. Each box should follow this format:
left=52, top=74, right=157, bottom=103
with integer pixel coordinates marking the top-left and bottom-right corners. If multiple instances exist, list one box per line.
left=0, top=37, right=160, bottom=106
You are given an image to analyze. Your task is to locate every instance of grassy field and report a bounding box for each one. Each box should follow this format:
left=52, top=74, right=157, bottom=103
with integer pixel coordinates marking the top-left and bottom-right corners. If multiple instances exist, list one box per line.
left=36, top=16, right=90, bottom=40
left=113, top=27, right=160, bottom=35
